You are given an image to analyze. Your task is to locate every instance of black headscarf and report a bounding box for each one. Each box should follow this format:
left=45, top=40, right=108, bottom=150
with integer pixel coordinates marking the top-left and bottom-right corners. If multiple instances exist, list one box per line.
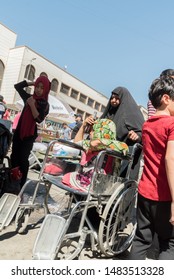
left=101, top=87, right=144, bottom=146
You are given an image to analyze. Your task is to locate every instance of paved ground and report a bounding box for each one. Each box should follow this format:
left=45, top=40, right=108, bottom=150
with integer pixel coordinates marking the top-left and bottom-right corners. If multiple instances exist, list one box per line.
left=0, top=169, right=156, bottom=260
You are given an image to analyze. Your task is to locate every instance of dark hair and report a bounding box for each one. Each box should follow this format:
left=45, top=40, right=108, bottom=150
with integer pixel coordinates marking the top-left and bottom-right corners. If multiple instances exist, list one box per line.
left=0, top=95, right=4, bottom=102
left=111, top=92, right=119, bottom=99
left=74, top=114, right=83, bottom=120
left=160, top=69, right=174, bottom=77
left=148, top=76, right=174, bottom=108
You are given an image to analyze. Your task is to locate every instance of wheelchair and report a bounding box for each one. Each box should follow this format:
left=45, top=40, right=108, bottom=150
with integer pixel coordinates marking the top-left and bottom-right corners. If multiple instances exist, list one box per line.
left=31, top=139, right=142, bottom=260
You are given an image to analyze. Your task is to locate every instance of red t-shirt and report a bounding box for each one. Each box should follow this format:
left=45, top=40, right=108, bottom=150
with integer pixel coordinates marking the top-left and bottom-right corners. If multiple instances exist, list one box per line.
left=138, top=115, right=174, bottom=201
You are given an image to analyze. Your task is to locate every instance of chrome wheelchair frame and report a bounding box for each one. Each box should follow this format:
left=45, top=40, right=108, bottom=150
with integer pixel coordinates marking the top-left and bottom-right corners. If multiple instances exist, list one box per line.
left=31, top=139, right=142, bottom=260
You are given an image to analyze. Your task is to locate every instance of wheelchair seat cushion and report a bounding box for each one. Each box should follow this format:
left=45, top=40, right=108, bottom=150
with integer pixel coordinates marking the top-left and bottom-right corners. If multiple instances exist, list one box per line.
left=43, top=174, right=88, bottom=196
left=61, top=153, right=121, bottom=194
left=61, top=170, right=93, bottom=192
left=43, top=163, right=64, bottom=175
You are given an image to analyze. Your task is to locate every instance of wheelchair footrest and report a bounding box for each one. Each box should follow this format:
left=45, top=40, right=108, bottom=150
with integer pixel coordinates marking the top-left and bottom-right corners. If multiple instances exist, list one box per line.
left=0, top=193, right=21, bottom=231
left=32, top=214, right=66, bottom=260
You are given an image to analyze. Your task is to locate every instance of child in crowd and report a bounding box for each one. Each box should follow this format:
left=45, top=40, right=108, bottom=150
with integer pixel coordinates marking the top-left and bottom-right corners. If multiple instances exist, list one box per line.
left=10, top=76, right=51, bottom=191
left=129, top=75, right=174, bottom=260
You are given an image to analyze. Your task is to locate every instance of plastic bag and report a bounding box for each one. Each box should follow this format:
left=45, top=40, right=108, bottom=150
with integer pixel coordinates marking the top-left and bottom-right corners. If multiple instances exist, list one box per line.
left=52, top=143, right=80, bottom=157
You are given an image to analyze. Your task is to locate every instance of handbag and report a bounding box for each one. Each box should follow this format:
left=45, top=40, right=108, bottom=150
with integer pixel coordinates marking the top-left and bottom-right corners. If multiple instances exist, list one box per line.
left=0, top=166, right=22, bottom=197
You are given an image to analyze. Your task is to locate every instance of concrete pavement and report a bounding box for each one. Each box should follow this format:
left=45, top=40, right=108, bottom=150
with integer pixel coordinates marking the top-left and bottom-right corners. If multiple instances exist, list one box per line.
left=0, top=169, right=155, bottom=260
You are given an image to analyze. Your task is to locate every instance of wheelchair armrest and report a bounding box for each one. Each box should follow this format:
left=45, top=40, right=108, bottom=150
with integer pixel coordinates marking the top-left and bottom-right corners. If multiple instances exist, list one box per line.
left=56, top=139, right=85, bottom=151
left=131, top=143, right=143, bottom=153
left=105, top=148, right=132, bottom=161
left=106, top=144, right=143, bottom=159
left=105, top=143, right=143, bottom=161
left=135, top=143, right=143, bottom=149
left=92, top=149, right=132, bottom=175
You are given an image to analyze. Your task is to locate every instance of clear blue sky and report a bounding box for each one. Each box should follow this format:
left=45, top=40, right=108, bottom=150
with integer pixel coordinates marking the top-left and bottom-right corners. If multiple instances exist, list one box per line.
left=1, top=0, right=174, bottom=107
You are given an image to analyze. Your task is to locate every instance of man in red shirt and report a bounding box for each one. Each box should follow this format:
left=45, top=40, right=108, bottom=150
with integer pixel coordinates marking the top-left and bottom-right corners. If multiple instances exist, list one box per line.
left=129, top=75, right=174, bottom=260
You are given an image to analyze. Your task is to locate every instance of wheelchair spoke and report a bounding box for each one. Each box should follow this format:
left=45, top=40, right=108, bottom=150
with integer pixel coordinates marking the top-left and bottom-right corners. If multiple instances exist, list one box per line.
left=98, top=181, right=137, bottom=257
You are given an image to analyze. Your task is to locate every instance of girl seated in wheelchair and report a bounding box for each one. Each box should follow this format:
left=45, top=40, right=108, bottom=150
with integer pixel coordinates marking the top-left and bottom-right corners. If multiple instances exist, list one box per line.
left=62, top=117, right=128, bottom=191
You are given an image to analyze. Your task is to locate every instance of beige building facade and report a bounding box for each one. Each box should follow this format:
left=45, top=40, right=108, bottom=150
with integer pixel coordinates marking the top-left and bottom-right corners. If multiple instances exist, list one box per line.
left=0, top=22, right=108, bottom=123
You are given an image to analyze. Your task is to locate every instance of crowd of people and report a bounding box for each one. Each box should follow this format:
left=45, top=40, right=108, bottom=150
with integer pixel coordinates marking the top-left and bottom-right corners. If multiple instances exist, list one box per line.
left=0, top=68, right=174, bottom=260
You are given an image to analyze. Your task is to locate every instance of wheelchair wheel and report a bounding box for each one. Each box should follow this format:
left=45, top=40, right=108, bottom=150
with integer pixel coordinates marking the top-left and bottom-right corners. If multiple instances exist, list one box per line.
left=15, top=207, right=31, bottom=234
left=98, top=180, right=137, bottom=257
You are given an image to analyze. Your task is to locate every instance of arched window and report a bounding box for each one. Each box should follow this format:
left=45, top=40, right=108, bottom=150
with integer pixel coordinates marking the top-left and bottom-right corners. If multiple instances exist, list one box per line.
left=0, top=60, right=5, bottom=90
left=51, top=78, right=59, bottom=93
left=40, top=72, right=48, bottom=77
left=24, top=64, right=35, bottom=81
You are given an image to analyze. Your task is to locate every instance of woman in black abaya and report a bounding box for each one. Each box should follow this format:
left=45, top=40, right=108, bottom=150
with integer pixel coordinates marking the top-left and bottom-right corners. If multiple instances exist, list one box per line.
left=101, top=86, right=144, bottom=146
left=101, top=86, right=145, bottom=180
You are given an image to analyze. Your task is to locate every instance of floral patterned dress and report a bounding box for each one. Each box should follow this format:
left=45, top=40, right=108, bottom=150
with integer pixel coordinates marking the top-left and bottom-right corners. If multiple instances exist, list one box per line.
left=62, top=119, right=128, bottom=192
